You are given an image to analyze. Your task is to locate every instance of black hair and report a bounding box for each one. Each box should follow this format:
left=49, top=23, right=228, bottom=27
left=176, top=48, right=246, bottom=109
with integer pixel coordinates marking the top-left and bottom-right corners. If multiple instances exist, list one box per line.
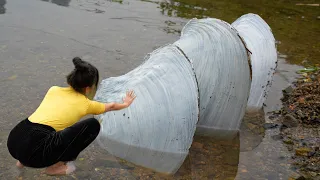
left=67, top=57, right=99, bottom=93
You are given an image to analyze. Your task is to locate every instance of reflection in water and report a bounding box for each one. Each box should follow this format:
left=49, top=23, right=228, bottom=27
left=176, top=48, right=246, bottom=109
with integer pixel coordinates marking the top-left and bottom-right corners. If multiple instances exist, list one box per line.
left=240, top=109, right=266, bottom=152
left=0, top=0, right=6, bottom=14
left=59, top=134, right=240, bottom=179
left=175, top=135, right=240, bottom=179
left=41, top=0, right=71, bottom=7
left=110, top=134, right=240, bottom=179
left=153, top=0, right=320, bottom=65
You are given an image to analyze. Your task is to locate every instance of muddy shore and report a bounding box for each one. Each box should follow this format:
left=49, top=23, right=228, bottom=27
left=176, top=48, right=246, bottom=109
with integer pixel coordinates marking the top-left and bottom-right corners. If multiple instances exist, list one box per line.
left=268, top=66, right=320, bottom=179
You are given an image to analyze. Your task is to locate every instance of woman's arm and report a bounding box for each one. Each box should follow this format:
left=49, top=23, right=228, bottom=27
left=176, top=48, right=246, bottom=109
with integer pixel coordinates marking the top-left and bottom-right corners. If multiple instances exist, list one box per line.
left=104, top=102, right=128, bottom=111
left=104, top=90, right=136, bottom=112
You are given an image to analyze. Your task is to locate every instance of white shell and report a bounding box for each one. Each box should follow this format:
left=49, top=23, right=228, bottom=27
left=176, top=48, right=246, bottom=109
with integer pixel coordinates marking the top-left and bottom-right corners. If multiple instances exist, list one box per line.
left=94, top=45, right=199, bottom=174
left=174, top=18, right=251, bottom=135
left=94, top=17, right=263, bottom=174
left=232, top=13, right=278, bottom=110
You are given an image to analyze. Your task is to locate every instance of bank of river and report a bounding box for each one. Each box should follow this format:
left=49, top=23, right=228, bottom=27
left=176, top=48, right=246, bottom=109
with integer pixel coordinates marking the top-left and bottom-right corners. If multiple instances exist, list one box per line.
left=271, top=66, right=320, bottom=179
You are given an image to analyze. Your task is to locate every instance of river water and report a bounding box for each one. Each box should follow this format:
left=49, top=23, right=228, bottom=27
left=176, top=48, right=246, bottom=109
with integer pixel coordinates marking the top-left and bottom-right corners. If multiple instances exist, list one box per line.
left=0, top=0, right=318, bottom=179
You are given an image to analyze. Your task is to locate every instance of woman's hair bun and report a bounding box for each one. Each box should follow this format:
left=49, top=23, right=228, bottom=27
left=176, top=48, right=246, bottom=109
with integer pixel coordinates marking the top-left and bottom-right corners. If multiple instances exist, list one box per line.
left=73, top=57, right=88, bottom=71
left=67, top=57, right=100, bottom=93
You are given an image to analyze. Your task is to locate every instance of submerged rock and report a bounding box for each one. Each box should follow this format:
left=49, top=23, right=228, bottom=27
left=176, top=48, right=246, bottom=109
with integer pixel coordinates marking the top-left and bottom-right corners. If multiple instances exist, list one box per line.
left=192, top=142, right=204, bottom=149
left=283, top=86, right=293, bottom=94
left=271, top=134, right=283, bottom=141
left=282, top=114, right=299, bottom=128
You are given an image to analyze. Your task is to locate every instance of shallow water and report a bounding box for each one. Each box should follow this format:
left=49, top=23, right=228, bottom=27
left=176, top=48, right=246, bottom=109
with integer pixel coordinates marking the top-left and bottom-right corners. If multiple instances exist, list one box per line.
left=143, top=0, right=320, bottom=65
left=0, top=0, right=311, bottom=179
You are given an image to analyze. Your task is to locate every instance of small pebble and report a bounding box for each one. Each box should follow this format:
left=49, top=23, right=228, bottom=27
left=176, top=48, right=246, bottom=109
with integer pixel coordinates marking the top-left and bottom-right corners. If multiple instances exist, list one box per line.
left=271, top=134, right=283, bottom=141
left=241, top=169, right=248, bottom=173
left=263, top=123, right=278, bottom=129
left=282, top=114, right=298, bottom=128
left=295, top=147, right=312, bottom=156
left=192, top=142, right=204, bottom=149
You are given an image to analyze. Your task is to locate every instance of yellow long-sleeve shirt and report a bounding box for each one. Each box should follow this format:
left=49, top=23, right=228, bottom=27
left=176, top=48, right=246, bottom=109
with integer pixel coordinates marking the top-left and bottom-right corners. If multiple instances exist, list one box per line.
left=29, top=86, right=105, bottom=131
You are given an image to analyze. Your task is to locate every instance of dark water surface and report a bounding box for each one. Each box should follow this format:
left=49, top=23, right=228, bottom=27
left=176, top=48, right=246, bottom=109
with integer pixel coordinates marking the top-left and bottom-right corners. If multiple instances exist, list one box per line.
left=143, top=0, right=320, bottom=65
left=0, top=0, right=311, bottom=179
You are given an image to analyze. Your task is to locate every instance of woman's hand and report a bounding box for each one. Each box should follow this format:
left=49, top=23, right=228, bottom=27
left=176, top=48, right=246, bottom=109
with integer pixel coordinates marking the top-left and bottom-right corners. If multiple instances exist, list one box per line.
left=123, top=90, right=136, bottom=107
left=104, top=90, right=136, bottom=112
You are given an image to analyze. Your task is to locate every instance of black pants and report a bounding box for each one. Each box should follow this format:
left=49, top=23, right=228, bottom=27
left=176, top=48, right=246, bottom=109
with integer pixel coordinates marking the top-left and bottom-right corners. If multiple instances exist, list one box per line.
left=7, top=118, right=100, bottom=168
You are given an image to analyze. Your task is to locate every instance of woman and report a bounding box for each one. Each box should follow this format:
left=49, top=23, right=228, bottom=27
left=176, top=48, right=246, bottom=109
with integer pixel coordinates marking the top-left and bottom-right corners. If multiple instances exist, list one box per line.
left=7, top=57, right=136, bottom=175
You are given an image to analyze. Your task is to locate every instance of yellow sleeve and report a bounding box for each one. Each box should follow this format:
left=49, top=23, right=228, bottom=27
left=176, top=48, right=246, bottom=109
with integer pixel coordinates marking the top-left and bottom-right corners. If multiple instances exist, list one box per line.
left=86, top=100, right=106, bottom=115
